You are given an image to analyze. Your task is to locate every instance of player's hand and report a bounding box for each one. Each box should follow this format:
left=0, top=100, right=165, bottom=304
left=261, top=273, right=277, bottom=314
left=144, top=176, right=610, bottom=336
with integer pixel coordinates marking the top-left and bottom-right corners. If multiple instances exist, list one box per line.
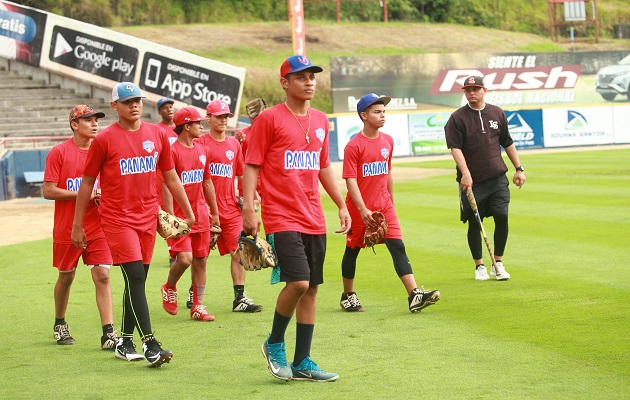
left=242, top=208, right=261, bottom=236
left=210, top=214, right=220, bottom=228
left=71, top=226, right=87, bottom=249
left=185, top=215, right=196, bottom=229
left=360, top=208, right=376, bottom=228
left=335, top=206, right=351, bottom=234
left=460, top=172, right=473, bottom=192
left=513, top=171, right=526, bottom=189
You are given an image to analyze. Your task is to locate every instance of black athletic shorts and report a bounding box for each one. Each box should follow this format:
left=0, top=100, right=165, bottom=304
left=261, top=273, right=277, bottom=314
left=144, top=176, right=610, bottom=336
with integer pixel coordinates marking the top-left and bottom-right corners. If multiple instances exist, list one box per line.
left=272, top=231, right=326, bottom=285
left=459, top=174, right=510, bottom=222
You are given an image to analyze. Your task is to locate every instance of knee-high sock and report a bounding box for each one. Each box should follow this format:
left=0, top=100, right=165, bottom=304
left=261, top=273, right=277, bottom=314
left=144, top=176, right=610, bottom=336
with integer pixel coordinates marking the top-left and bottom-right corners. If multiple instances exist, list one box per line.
left=120, top=260, right=153, bottom=339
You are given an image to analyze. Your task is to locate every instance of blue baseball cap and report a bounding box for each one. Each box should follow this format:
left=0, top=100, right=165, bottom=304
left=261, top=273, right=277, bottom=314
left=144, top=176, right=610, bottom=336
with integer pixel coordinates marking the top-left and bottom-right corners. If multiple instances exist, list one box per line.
left=157, top=97, right=175, bottom=110
left=357, top=93, right=391, bottom=116
left=280, top=55, right=323, bottom=77
left=111, top=82, right=144, bottom=102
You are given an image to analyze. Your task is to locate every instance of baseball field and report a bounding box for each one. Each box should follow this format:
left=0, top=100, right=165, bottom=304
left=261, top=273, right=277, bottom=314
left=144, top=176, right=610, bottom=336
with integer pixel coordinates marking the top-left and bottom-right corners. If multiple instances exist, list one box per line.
left=1, top=147, right=628, bottom=399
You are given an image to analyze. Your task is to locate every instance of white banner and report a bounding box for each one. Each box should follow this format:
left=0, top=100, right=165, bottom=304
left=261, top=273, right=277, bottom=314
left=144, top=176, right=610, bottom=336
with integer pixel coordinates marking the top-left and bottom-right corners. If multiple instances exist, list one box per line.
left=542, top=106, right=614, bottom=147
left=612, top=105, right=630, bottom=144
left=335, top=114, right=411, bottom=160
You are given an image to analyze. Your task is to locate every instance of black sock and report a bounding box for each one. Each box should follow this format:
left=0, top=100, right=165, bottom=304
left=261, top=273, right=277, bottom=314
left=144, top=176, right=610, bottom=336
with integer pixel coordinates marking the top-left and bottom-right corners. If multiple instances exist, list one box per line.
left=102, top=324, right=114, bottom=335
left=233, top=285, right=245, bottom=299
left=268, top=310, right=292, bottom=344
left=55, top=318, right=65, bottom=326
left=293, top=323, right=314, bottom=367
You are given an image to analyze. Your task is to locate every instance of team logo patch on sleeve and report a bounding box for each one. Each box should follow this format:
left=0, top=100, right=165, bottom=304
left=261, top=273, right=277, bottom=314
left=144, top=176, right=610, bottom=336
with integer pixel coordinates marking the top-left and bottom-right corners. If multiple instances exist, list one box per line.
left=226, top=150, right=234, bottom=161
left=316, top=128, right=326, bottom=142
left=380, top=148, right=390, bottom=159
left=199, top=155, right=206, bottom=165
left=143, top=140, right=155, bottom=153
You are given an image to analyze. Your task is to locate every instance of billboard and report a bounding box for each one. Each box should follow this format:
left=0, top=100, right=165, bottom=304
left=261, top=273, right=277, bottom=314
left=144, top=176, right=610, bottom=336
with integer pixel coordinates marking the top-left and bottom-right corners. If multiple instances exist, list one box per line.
left=542, top=107, right=614, bottom=147
left=331, top=51, right=630, bottom=114
left=336, top=114, right=410, bottom=160
left=0, top=1, right=47, bottom=66
left=408, top=112, right=451, bottom=155
left=503, top=109, right=544, bottom=149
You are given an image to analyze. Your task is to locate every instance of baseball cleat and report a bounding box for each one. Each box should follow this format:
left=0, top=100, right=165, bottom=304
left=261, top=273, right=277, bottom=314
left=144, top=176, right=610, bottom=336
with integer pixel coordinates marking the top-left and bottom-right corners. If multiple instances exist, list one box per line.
left=101, top=331, right=119, bottom=351
left=408, top=287, right=440, bottom=313
left=233, top=295, right=263, bottom=313
left=340, top=291, right=365, bottom=312
left=190, top=304, right=215, bottom=321
left=262, top=337, right=292, bottom=380
left=142, top=337, right=173, bottom=368
left=161, top=283, right=178, bottom=315
left=475, top=265, right=490, bottom=281
left=491, top=261, right=511, bottom=280
left=186, top=285, right=194, bottom=309
left=114, top=336, right=144, bottom=361
left=291, top=357, right=339, bottom=382
left=54, top=322, right=75, bottom=345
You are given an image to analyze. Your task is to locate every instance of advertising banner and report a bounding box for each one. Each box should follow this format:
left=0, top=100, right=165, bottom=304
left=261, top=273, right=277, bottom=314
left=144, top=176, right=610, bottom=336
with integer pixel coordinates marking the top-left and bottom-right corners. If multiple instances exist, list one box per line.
left=331, top=51, right=630, bottom=114
left=542, top=106, right=614, bottom=147
left=336, top=114, right=411, bottom=160
left=612, top=105, right=630, bottom=144
left=0, top=1, right=47, bottom=66
left=408, top=112, right=451, bottom=155
left=503, top=109, right=544, bottom=149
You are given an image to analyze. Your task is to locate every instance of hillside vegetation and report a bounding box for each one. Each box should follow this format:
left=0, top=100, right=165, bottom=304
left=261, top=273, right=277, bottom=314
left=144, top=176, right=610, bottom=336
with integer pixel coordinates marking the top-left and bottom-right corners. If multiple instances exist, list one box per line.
left=114, top=21, right=630, bottom=114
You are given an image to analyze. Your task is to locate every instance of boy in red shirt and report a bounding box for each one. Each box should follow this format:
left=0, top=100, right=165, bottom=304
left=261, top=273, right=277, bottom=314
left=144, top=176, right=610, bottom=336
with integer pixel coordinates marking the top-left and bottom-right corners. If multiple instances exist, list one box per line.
left=72, top=82, right=195, bottom=368
left=160, top=107, right=220, bottom=322
left=196, top=99, right=262, bottom=313
left=340, top=93, right=440, bottom=313
left=43, top=105, right=116, bottom=350
left=243, top=55, right=351, bottom=382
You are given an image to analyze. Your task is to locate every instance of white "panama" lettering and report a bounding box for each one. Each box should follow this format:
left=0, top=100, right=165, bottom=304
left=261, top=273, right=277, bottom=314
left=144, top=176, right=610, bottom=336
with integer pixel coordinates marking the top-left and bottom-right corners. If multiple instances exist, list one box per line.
left=284, top=150, right=321, bottom=170
left=119, top=152, right=158, bottom=175
left=181, top=169, right=204, bottom=185
left=66, top=177, right=82, bottom=191
left=209, top=163, right=233, bottom=178
left=362, top=161, right=388, bottom=177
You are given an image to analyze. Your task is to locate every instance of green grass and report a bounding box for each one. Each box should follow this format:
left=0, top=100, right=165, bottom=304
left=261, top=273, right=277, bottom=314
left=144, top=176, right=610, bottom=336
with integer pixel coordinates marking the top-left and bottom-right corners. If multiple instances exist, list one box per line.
left=1, top=148, right=629, bottom=399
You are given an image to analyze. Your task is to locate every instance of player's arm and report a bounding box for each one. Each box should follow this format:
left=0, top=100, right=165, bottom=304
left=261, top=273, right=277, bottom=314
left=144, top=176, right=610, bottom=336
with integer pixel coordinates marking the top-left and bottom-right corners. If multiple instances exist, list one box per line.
left=162, top=182, right=174, bottom=215
left=387, top=172, right=395, bottom=204
left=43, top=182, right=76, bottom=200
left=203, top=178, right=220, bottom=227
left=71, top=175, right=96, bottom=249
left=345, top=177, right=375, bottom=228
left=450, top=148, right=473, bottom=191
left=504, top=144, right=526, bottom=188
left=163, top=168, right=196, bottom=228
left=319, top=166, right=351, bottom=234
left=242, top=164, right=261, bottom=236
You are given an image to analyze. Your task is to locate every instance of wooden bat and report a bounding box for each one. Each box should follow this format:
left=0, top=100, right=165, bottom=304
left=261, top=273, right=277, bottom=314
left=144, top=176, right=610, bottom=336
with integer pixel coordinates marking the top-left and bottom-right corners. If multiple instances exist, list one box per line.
left=465, top=188, right=498, bottom=274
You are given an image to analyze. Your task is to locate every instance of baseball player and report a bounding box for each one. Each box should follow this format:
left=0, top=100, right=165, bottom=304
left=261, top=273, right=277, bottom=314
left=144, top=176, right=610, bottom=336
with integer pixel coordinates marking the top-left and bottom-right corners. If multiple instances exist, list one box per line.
left=236, top=98, right=266, bottom=205
left=155, top=96, right=178, bottom=265
left=43, top=105, right=117, bottom=350
left=444, top=75, right=525, bottom=281
left=71, top=82, right=196, bottom=368
left=340, top=93, right=440, bottom=313
left=196, top=99, right=263, bottom=313
left=242, top=55, right=351, bottom=382
left=160, top=107, right=220, bottom=322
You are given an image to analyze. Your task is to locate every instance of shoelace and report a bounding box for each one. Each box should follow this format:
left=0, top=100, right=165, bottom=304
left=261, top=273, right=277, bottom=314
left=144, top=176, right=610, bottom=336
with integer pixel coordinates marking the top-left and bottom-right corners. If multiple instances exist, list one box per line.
left=347, top=294, right=361, bottom=307
left=239, top=297, right=254, bottom=305
left=165, top=288, right=177, bottom=303
left=57, top=325, right=72, bottom=340
left=300, top=357, right=323, bottom=373
left=269, top=343, right=289, bottom=367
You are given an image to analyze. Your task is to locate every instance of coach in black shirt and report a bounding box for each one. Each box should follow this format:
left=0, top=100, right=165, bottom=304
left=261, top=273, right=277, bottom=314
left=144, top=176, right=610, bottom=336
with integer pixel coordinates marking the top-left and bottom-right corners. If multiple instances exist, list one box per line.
left=444, top=75, right=526, bottom=281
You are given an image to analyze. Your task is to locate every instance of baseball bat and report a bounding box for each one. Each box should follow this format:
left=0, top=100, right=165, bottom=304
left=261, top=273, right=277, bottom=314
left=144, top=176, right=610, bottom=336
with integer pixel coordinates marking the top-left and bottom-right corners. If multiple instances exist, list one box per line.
left=465, top=188, right=498, bottom=273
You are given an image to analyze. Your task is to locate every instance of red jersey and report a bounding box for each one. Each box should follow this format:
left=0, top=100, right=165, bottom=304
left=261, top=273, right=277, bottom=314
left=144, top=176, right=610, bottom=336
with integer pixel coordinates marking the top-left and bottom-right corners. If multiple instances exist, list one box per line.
left=45, top=139, right=105, bottom=244
left=342, top=132, right=394, bottom=214
left=155, top=122, right=177, bottom=207
left=246, top=104, right=331, bottom=234
left=196, top=134, right=243, bottom=223
left=156, top=122, right=178, bottom=145
left=83, top=122, right=174, bottom=230
left=169, top=141, right=211, bottom=233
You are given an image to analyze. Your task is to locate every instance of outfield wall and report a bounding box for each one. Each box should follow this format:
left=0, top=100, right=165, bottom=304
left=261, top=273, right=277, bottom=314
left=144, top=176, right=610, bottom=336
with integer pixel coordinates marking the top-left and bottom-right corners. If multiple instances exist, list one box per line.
left=328, top=104, right=630, bottom=161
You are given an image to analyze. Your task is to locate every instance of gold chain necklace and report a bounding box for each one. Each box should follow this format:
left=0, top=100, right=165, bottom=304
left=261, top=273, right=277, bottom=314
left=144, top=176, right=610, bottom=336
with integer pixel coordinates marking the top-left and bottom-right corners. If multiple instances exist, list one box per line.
left=286, top=103, right=311, bottom=143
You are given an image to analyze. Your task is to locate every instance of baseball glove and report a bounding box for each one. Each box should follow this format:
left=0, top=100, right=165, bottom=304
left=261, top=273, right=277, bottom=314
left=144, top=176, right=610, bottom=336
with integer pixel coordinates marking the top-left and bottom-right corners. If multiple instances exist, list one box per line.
left=209, top=225, right=222, bottom=250
left=238, top=231, right=278, bottom=271
left=363, top=211, right=388, bottom=249
left=157, top=209, right=190, bottom=239
left=245, top=98, right=267, bottom=120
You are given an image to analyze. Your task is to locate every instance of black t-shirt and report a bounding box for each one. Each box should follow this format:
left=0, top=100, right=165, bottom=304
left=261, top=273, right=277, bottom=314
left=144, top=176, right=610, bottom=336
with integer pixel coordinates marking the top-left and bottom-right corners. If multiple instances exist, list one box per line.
left=444, top=103, right=514, bottom=183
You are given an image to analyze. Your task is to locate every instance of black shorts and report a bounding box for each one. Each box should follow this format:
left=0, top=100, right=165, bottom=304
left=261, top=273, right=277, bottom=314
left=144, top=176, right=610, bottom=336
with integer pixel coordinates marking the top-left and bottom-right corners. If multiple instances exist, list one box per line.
left=272, top=231, right=326, bottom=285
left=459, top=174, right=510, bottom=222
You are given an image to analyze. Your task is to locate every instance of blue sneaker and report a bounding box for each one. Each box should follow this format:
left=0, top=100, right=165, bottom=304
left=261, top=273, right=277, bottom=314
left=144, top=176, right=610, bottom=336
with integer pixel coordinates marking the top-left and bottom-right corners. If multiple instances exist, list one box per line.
left=291, top=356, right=339, bottom=382
left=261, top=338, right=292, bottom=380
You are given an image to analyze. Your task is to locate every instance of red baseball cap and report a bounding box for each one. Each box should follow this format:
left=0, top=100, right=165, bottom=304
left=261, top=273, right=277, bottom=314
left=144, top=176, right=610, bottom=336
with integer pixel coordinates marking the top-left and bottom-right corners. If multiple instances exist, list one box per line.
left=206, top=100, right=234, bottom=117
left=173, top=107, right=208, bottom=126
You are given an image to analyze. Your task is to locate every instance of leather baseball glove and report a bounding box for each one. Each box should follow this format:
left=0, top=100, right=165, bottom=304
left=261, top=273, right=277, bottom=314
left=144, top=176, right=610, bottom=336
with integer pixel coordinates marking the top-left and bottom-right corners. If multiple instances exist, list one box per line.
left=157, top=209, right=190, bottom=239
left=245, top=98, right=267, bottom=120
left=209, top=225, right=222, bottom=250
left=238, top=231, right=278, bottom=271
left=363, top=211, right=388, bottom=249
